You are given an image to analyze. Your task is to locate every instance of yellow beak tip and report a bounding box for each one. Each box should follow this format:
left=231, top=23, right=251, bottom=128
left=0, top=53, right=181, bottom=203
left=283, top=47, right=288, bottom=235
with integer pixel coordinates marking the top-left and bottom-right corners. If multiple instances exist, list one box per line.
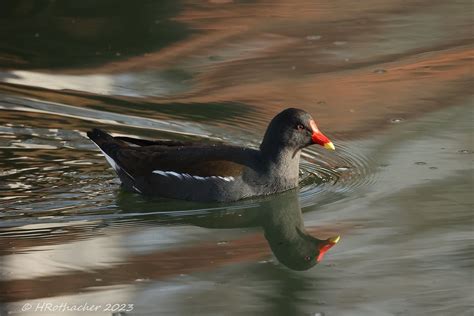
left=328, top=235, right=341, bottom=244
left=324, top=142, right=335, bottom=150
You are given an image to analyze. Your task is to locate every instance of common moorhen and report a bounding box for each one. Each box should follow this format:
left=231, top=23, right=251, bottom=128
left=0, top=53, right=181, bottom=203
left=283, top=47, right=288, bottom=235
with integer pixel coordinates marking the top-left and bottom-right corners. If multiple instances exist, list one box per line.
left=87, top=108, right=335, bottom=202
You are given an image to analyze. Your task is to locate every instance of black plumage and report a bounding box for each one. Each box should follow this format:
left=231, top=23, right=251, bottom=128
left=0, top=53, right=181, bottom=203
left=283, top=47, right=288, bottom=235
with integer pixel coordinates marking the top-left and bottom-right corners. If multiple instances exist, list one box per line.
left=87, top=108, right=334, bottom=202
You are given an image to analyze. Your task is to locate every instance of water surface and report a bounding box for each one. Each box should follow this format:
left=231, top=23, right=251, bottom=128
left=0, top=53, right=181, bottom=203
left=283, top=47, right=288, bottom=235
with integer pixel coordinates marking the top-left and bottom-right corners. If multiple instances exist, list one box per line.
left=0, top=1, right=473, bottom=315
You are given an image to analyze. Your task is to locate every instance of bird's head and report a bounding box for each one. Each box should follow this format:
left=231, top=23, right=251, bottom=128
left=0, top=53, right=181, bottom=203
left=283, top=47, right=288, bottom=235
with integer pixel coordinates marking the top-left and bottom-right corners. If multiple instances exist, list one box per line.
left=261, top=108, right=335, bottom=155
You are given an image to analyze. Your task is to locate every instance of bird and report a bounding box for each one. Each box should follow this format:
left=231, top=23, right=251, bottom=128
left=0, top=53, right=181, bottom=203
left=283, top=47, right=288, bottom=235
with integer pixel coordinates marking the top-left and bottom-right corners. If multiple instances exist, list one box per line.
left=87, top=108, right=335, bottom=202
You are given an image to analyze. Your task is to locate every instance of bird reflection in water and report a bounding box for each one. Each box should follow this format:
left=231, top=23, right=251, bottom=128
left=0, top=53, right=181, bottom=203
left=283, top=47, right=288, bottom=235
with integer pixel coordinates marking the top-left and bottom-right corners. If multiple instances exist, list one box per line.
left=259, top=190, right=340, bottom=270
left=117, top=188, right=340, bottom=271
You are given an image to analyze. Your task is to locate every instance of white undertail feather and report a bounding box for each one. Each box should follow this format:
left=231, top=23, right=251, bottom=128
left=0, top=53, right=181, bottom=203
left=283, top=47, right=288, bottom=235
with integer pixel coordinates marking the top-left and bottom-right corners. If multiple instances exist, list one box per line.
left=93, top=143, right=135, bottom=180
left=98, top=147, right=119, bottom=172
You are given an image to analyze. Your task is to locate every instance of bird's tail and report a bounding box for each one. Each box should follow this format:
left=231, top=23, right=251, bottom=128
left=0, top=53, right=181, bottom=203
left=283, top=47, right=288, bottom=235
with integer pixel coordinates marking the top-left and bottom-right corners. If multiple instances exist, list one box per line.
left=87, top=128, right=116, bottom=147
left=87, top=128, right=139, bottom=193
left=87, top=128, right=124, bottom=171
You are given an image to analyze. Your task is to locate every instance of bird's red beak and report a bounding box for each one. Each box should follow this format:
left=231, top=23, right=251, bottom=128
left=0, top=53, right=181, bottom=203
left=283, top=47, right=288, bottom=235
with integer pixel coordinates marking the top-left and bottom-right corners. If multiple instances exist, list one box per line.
left=316, top=235, right=340, bottom=262
left=310, top=120, right=335, bottom=150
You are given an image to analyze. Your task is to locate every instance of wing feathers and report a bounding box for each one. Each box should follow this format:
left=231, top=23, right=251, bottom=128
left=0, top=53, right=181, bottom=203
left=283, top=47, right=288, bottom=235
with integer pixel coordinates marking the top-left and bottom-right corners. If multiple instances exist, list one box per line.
left=88, top=128, right=259, bottom=180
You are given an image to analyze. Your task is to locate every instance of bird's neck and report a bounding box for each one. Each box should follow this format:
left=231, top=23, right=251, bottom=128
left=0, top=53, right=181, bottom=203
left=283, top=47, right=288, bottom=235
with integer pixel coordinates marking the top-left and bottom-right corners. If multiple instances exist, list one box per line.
left=260, top=142, right=301, bottom=186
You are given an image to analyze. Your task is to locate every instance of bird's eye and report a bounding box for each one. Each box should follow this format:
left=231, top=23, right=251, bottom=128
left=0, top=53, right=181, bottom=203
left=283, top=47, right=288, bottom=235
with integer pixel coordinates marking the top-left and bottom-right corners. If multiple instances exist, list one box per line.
left=296, top=124, right=305, bottom=130
left=304, top=256, right=311, bottom=261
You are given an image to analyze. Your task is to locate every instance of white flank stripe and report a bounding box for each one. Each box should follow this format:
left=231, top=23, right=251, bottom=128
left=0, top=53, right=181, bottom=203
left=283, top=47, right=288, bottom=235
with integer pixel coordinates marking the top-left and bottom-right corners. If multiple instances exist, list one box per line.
left=152, top=170, right=169, bottom=177
left=152, top=170, right=235, bottom=182
left=167, top=171, right=183, bottom=179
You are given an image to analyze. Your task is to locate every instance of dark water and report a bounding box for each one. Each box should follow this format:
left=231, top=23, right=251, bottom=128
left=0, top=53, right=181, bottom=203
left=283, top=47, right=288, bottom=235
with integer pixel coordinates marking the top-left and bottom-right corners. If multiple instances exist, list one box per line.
left=0, top=1, right=473, bottom=315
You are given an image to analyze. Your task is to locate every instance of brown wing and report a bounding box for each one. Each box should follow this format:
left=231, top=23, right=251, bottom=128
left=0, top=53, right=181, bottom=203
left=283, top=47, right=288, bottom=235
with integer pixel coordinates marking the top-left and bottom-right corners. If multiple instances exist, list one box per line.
left=114, top=136, right=202, bottom=147
left=170, top=159, right=245, bottom=177
left=114, top=144, right=258, bottom=178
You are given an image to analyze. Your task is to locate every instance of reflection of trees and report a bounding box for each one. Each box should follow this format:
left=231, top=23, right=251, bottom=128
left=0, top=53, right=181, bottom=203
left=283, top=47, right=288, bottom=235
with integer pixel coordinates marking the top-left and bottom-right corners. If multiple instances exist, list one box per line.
left=0, top=0, right=190, bottom=69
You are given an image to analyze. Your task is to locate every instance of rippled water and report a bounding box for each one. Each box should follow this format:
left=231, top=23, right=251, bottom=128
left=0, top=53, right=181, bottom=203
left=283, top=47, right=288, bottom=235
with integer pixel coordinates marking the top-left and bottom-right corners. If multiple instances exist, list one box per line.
left=0, top=1, right=473, bottom=315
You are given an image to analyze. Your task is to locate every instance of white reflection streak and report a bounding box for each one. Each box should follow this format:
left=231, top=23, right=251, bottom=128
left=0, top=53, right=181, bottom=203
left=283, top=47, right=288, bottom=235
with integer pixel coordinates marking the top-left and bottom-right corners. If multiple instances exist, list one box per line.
left=5, top=71, right=113, bottom=95
left=0, top=233, right=127, bottom=281
left=0, top=95, right=215, bottom=139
